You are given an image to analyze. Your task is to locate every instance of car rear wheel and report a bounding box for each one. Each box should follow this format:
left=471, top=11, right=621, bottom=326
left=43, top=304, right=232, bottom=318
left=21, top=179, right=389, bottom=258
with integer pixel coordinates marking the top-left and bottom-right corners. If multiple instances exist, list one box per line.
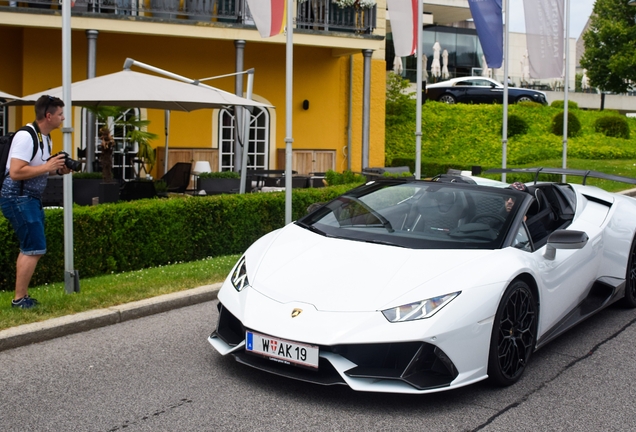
left=488, top=280, right=538, bottom=386
left=439, top=94, right=456, bottom=104
left=622, top=236, right=636, bottom=308
left=516, top=96, right=533, bottom=103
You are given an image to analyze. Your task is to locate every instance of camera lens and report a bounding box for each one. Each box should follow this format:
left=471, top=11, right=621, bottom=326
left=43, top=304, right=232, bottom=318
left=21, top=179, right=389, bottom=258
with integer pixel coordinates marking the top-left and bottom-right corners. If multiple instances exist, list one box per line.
left=65, top=157, right=83, bottom=172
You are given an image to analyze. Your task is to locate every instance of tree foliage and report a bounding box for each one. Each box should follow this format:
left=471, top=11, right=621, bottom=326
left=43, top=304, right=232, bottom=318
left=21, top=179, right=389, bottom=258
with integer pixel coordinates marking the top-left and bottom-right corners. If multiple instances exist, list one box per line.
left=580, top=0, right=636, bottom=93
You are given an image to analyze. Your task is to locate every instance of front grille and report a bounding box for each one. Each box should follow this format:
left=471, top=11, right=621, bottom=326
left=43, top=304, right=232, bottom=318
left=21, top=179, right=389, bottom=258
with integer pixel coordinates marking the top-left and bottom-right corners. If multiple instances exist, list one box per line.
left=214, top=303, right=459, bottom=390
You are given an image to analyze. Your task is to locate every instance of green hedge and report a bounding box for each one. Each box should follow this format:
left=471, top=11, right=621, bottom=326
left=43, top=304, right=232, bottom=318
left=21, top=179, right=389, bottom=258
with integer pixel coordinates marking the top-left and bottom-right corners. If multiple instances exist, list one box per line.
left=0, top=185, right=357, bottom=291
left=385, top=101, right=636, bottom=167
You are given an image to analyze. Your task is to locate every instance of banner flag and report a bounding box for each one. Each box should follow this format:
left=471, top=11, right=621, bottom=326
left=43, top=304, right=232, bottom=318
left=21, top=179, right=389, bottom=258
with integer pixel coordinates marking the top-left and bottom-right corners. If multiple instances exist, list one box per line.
left=523, top=0, right=564, bottom=79
left=246, top=0, right=287, bottom=38
left=468, top=0, right=503, bottom=69
left=386, top=0, right=418, bottom=57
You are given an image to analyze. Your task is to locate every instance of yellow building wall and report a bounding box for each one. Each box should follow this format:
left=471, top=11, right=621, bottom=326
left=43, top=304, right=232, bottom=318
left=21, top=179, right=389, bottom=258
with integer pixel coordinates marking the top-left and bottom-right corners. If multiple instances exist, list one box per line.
left=2, top=27, right=385, bottom=176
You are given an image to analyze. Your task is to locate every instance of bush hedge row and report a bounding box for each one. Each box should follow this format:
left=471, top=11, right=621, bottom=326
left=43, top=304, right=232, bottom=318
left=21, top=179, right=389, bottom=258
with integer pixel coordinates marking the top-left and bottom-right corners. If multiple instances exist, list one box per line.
left=385, top=99, right=636, bottom=167
left=0, top=186, right=356, bottom=291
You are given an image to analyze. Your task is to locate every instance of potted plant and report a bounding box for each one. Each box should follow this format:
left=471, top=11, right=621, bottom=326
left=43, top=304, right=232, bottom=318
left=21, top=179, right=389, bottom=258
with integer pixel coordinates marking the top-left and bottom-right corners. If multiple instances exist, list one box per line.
left=87, top=106, right=158, bottom=179
left=197, top=171, right=241, bottom=194
left=154, top=179, right=168, bottom=197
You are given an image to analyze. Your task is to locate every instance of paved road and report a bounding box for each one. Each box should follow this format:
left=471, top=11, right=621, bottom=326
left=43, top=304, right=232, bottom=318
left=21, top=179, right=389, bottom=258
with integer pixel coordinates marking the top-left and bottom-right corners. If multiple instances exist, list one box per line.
left=1, top=300, right=635, bottom=432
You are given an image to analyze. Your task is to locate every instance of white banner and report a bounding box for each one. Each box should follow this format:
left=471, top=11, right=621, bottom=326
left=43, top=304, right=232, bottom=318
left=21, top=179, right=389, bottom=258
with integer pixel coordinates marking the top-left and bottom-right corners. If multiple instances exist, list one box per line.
left=523, top=0, right=564, bottom=79
left=386, top=0, right=418, bottom=57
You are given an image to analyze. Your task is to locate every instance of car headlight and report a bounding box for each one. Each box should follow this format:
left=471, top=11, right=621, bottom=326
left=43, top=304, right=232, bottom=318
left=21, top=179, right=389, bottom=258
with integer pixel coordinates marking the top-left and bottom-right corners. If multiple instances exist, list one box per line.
left=230, top=256, right=250, bottom=292
left=382, top=292, right=460, bottom=323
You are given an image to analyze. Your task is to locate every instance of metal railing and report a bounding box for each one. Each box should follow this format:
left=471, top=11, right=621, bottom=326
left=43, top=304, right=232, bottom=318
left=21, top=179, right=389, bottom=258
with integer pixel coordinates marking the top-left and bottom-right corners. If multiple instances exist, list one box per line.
left=4, top=0, right=376, bottom=33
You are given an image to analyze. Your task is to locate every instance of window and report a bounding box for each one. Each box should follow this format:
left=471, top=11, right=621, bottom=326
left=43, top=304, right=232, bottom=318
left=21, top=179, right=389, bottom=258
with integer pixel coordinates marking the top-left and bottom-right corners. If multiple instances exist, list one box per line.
left=219, top=106, right=269, bottom=171
left=81, top=107, right=141, bottom=180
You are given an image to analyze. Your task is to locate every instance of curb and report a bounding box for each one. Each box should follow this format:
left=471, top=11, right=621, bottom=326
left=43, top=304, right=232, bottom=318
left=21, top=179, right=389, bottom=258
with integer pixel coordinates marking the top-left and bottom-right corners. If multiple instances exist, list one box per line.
left=0, top=283, right=221, bottom=352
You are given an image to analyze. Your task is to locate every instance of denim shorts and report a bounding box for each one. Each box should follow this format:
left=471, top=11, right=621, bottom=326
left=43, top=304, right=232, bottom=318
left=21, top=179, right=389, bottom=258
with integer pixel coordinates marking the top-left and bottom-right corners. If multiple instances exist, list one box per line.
left=0, top=196, right=47, bottom=255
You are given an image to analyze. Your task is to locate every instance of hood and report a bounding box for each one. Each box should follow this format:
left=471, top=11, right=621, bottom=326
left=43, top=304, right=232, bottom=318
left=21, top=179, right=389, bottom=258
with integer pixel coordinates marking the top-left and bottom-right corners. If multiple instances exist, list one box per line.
left=247, top=224, right=498, bottom=312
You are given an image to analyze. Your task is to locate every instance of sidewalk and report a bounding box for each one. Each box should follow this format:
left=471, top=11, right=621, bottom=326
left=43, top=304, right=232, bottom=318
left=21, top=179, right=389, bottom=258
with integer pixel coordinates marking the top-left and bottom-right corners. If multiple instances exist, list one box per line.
left=0, top=283, right=221, bottom=352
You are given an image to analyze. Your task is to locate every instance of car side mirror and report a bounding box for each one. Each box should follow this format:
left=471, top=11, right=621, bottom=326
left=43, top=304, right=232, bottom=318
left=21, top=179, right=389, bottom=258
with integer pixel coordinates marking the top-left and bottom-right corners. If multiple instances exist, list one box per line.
left=543, top=230, right=588, bottom=260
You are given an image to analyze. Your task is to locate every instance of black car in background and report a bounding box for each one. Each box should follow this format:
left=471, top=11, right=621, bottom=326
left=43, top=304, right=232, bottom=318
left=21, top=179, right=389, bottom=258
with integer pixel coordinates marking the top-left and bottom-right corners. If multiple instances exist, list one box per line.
left=426, top=77, right=548, bottom=105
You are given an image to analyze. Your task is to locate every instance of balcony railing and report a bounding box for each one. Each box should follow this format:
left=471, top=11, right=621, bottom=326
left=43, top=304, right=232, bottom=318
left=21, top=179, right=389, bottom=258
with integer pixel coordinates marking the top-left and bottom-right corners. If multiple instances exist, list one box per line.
left=3, top=0, right=377, bottom=34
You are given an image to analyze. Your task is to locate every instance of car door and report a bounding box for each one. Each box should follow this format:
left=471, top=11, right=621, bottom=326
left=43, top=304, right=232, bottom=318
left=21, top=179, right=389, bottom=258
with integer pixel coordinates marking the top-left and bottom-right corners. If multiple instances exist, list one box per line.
left=533, top=198, right=608, bottom=336
left=466, top=79, right=502, bottom=103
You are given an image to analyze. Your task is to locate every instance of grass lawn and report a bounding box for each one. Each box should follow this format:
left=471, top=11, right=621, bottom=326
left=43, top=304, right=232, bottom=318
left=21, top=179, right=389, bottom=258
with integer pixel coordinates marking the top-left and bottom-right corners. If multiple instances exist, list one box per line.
left=0, top=254, right=240, bottom=331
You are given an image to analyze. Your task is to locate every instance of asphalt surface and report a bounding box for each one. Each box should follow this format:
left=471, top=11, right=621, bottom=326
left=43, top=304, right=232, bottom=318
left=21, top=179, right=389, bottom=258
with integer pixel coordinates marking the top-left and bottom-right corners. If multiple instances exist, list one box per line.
left=0, top=283, right=222, bottom=352
left=2, top=188, right=635, bottom=354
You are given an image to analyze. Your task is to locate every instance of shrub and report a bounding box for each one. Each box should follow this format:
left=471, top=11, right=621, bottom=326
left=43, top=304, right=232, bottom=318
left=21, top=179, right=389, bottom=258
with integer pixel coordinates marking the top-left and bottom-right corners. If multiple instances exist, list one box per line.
left=72, top=172, right=103, bottom=179
left=198, top=171, right=241, bottom=179
left=324, top=170, right=366, bottom=185
left=551, top=111, right=581, bottom=137
left=550, top=100, right=579, bottom=110
left=506, top=114, right=529, bottom=137
left=594, top=115, right=630, bottom=139
left=517, top=101, right=543, bottom=108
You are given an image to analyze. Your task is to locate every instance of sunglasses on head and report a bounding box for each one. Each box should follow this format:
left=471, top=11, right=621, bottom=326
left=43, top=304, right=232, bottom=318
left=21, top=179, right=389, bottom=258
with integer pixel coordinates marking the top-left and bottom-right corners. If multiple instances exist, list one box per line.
left=43, top=95, right=55, bottom=116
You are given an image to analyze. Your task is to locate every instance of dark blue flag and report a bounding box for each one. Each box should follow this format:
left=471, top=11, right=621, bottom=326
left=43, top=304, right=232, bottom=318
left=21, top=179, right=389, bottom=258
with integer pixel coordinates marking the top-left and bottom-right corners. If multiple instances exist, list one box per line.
left=468, top=0, right=503, bottom=69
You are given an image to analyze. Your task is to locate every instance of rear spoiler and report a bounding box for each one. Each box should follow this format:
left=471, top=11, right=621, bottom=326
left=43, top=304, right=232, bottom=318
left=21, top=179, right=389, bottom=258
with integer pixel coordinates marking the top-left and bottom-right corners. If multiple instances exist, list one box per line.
left=485, top=167, right=636, bottom=186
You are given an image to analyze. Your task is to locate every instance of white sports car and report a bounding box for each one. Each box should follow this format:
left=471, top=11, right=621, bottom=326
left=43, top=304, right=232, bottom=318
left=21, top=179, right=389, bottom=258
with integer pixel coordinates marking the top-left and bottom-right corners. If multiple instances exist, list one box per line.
left=208, top=169, right=636, bottom=394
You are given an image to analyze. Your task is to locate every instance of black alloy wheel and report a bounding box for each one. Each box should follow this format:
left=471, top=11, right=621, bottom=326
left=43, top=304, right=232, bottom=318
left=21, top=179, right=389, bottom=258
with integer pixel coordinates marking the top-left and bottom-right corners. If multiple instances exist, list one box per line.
left=488, top=280, right=538, bottom=386
left=622, top=237, right=636, bottom=308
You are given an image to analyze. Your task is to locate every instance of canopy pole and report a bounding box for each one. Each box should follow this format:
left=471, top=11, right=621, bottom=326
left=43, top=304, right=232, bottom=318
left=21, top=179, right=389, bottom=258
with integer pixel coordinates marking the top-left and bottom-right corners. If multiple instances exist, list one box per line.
left=164, top=110, right=170, bottom=176
left=239, top=71, right=254, bottom=194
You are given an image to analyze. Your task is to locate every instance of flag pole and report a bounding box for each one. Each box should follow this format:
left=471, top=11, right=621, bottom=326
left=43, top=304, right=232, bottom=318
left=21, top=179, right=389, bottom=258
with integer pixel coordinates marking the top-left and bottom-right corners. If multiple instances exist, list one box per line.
left=415, top=0, right=423, bottom=180
left=501, top=0, right=510, bottom=184
left=284, top=0, right=294, bottom=224
left=562, top=0, right=570, bottom=183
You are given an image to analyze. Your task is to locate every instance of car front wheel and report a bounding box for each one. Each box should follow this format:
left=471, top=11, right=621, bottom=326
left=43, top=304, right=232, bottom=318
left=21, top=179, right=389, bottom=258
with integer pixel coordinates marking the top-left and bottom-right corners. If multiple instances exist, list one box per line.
left=488, top=280, right=538, bottom=386
left=439, top=94, right=456, bottom=104
left=516, top=96, right=533, bottom=103
left=622, top=236, right=636, bottom=308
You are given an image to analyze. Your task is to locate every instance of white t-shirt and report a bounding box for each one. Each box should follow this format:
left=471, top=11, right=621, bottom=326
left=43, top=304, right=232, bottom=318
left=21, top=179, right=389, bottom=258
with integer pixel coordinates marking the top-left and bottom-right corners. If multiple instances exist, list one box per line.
left=5, top=124, right=50, bottom=172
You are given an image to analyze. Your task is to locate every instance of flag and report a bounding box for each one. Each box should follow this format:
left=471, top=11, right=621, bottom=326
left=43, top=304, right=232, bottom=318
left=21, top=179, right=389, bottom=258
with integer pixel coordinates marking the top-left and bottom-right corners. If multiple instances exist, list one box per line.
left=468, top=0, right=503, bottom=69
left=386, top=0, right=418, bottom=57
left=523, top=0, right=564, bottom=79
left=246, top=0, right=287, bottom=38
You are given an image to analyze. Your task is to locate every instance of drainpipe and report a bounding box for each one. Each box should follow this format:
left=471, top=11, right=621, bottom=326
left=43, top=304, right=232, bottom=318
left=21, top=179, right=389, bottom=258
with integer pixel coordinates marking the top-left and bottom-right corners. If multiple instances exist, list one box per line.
left=347, top=55, right=353, bottom=171
left=361, top=49, right=372, bottom=170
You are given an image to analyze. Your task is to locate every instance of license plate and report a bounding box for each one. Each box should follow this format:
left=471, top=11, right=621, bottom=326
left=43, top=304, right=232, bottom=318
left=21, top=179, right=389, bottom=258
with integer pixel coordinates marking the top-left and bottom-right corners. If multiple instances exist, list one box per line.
left=246, top=331, right=319, bottom=369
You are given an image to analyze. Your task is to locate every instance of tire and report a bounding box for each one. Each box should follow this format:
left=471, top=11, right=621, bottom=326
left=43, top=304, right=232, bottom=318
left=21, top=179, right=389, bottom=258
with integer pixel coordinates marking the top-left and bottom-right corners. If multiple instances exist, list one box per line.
left=488, top=280, right=538, bottom=386
left=439, top=94, right=456, bottom=104
left=516, top=96, right=533, bottom=103
left=622, top=237, right=636, bottom=308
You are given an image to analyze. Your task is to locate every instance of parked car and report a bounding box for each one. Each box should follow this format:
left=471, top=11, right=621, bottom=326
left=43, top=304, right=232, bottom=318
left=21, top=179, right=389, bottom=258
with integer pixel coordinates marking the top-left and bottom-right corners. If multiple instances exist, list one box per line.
left=426, top=77, right=548, bottom=105
left=209, top=169, right=636, bottom=394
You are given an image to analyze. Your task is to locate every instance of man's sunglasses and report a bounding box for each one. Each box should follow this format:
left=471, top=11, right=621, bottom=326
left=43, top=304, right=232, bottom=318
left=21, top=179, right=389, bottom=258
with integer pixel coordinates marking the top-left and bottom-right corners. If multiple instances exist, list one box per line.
left=43, top=95, right=55, bottom=116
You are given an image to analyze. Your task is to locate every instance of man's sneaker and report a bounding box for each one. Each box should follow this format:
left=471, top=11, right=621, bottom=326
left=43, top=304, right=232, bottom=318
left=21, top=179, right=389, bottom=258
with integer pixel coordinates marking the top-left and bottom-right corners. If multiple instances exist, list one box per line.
left=11, top=297, right=37, bottom=309
left=25, top=295, right=39, bottom=305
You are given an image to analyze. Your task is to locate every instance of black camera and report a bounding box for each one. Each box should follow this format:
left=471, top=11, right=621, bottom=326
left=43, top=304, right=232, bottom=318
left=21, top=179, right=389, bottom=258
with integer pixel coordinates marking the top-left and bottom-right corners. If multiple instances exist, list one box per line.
left=49, top=151, right=82, bottom=172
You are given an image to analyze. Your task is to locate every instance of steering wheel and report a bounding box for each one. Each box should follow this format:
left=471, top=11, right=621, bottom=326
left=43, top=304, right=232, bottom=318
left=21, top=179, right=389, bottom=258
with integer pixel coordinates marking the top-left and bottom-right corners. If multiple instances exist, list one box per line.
left=470, top=213, right=506, bottom=224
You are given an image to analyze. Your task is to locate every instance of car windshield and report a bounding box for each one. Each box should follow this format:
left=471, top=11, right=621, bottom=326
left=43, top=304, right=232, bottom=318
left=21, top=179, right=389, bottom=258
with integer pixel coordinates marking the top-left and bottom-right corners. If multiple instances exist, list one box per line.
left=297, top=181, right=524, bottom=250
